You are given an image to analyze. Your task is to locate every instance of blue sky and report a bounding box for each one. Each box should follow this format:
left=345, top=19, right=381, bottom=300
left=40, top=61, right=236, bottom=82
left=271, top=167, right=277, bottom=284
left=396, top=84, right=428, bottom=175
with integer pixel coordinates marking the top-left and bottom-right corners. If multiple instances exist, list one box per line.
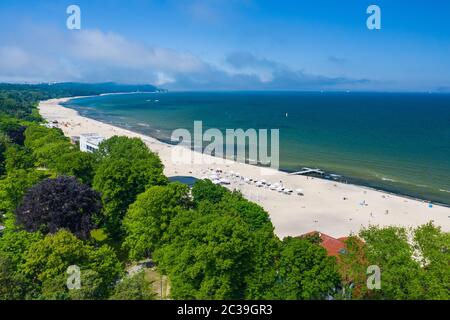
left=0, top=0, right=449, bottom=91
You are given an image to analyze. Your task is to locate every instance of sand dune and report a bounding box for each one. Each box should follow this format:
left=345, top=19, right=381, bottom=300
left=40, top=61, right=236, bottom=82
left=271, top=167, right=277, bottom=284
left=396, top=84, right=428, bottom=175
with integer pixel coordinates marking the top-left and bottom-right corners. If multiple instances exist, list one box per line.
left=39, top=98, right=450, bottom=239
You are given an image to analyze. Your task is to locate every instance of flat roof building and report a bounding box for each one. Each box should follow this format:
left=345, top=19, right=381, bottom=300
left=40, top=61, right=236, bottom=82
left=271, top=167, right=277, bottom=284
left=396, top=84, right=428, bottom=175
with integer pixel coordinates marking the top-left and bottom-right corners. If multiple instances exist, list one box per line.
left=79, top=133, right=105, bottom=153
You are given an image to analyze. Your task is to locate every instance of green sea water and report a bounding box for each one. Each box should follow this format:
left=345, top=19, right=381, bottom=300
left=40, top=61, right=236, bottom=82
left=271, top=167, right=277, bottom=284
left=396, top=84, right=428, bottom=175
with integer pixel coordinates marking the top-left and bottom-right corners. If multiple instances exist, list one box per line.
left=63, top=91, right=450, bottom=205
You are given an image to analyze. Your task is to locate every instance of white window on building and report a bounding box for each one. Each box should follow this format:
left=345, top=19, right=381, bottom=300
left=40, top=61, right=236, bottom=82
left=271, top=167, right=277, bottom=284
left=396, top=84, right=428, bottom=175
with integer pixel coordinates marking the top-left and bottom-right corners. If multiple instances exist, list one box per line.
left=79, top=133, right=105, bottom=153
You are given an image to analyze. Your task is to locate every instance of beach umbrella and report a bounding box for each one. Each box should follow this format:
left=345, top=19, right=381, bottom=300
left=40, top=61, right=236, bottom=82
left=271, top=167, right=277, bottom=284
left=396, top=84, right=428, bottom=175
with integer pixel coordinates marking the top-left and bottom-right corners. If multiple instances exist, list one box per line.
left=260, top=179, right=267, bottom=184
left=256, top=181, right=263, bottom=187
left=220, top=178, right=231, bottom=185
left=269, top=185, right=277, bottom=190
left=296, top=188, right=304, bottom=195
left=276, top=186, right=284, bottom=192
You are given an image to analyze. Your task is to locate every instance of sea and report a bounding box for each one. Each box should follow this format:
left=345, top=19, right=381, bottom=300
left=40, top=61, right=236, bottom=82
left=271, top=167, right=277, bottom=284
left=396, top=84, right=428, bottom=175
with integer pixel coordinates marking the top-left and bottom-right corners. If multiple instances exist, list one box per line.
left=62, top=91, right=450, bottom=205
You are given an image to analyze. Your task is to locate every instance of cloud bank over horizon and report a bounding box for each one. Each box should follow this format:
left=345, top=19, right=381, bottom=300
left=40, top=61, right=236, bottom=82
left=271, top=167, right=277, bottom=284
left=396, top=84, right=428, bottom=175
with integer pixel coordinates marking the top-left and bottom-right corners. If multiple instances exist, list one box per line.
left=1, top=0, right=449, bottom=92
left=0, top=27, right=371, bottom=91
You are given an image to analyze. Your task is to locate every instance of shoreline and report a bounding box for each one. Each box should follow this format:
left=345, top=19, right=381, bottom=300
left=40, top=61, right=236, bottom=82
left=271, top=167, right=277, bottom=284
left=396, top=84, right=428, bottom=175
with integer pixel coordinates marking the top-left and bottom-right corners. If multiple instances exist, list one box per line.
left=63, top=95, right=450, bottom=208
left=39, top=97, right=450, bottom=238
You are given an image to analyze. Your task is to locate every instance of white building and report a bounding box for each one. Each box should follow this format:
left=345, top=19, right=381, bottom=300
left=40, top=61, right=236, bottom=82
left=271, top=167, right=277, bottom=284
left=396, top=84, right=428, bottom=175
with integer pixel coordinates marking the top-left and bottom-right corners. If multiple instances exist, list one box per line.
left=79, top=133, right=105, bottom=153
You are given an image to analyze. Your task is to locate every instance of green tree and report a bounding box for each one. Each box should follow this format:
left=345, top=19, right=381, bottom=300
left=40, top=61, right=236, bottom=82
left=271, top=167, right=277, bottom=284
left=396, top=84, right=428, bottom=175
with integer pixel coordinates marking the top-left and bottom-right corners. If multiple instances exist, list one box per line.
left=0, top=169, right=51, bottom=227
left=244, top=226, right=281, bottom=300
left=358, top=226, right=424, bottom=300
left=0, top=230, right=43, bottom=267
left=0, top=132, right=10, bottom=176
left=0, top=253, right=30, bottom=300
left=23, top=125, right=95, bottom=184
left=24, top=125, right=66, bottom=151
left=4, top=144, right=35, bottom=173
left=0, top=231, right=43, bottom=300
left=162, top=180, right=282, bottom=300
left=68, top=269, right=105, bottom=300
left=219, top=191, right=272, bottom=231
left=413, top=223, right=450, bottom=299
left=338, top=224, right=450, bottom=300
left=191, top=179, right=227, bottom=204
left=123, top=183, right=190, bottom=260
left=274, top=237, right=341, bottom=300
left=93, top=136, right=167, bottom=238
left=337, top=235, right=369, bottom=299
left=39, top=274, right=71, bottom=300
left=193, top=188, right=281, bottom=299
left=155, top=210, right=255, bottom=299
left=87, top=244, right=124, bottom=294
left=20, top=230, right=122, bottom=299
left=109, top=271, right=155, bottom=300
left=96, top=136, right=160, bottom=163
left=21, top=230, right=89, bottom=283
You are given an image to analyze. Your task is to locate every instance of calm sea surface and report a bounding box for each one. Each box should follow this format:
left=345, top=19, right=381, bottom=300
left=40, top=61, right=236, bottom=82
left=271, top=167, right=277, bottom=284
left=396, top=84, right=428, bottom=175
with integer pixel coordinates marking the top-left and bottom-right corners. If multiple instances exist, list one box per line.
left=63, top=92, right=450, bottom=205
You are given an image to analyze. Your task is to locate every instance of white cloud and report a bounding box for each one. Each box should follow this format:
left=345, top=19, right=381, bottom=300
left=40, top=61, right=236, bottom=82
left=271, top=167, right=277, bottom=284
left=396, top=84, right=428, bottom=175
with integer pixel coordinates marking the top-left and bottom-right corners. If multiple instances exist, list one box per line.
left=70, top=30, right=205, bottom=73
left=0, top=27, right=370, bottom=90
left=0, top=46, right=31, bottom=71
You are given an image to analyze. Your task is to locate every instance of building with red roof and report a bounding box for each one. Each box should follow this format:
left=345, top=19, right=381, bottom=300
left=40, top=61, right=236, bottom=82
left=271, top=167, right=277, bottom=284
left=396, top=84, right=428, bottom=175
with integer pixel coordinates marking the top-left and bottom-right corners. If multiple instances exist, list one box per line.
left=300, top=231, right=348, bottom=257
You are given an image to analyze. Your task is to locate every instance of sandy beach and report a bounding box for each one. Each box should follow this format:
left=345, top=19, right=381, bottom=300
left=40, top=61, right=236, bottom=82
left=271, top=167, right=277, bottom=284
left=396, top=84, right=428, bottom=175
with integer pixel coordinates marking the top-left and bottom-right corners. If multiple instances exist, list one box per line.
left=38, top=97, right=450, bottom=239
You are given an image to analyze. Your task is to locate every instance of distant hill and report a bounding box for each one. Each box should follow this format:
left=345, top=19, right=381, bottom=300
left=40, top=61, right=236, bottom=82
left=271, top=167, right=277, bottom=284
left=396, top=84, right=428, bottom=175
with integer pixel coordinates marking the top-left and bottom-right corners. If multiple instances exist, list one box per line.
left=0, top=82, right=164, bottom=97
left=0, top=82, right=164, bottom=121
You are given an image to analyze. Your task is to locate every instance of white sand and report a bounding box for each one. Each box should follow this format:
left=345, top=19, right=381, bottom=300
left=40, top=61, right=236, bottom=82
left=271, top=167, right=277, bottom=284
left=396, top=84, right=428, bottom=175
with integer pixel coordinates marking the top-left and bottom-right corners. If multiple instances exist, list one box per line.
left=39, top=97, right=450, bottom=239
